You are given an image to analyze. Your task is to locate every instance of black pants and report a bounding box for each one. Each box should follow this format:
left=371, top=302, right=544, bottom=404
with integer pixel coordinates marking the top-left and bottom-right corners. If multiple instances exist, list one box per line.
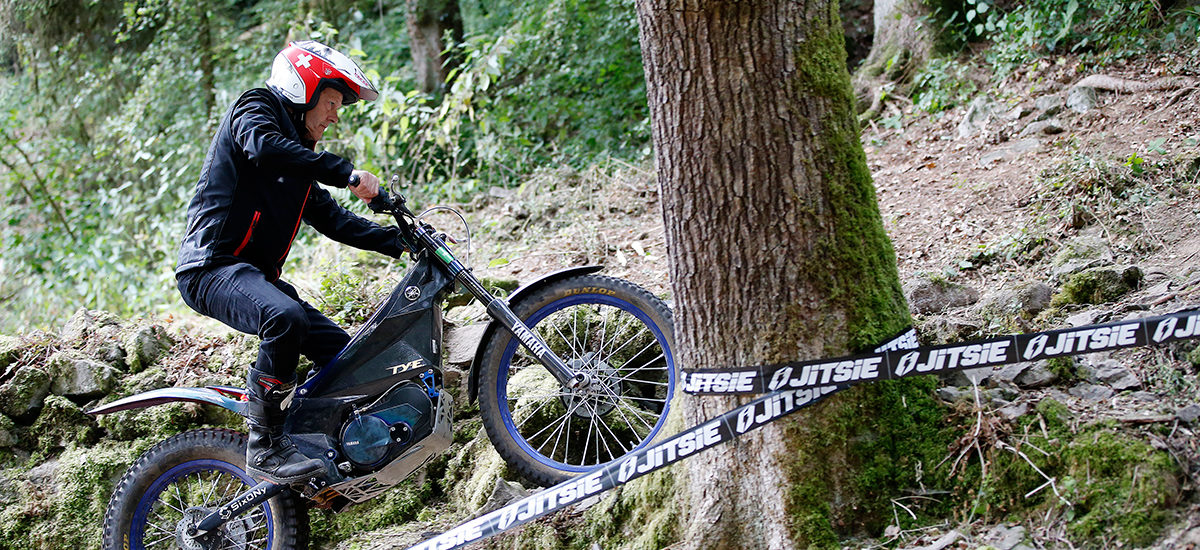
left=177, top=263, right=350, bottom=382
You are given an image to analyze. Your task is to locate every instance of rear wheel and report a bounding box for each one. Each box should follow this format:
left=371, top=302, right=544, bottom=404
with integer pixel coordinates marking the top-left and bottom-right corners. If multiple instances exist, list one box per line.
left=479, top=274, right=675, bottom=487
left=101, top=428, right=308, bottom=550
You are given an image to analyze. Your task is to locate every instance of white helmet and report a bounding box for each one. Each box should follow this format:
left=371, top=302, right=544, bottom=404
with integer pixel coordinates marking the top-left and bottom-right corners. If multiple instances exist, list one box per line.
left=266, top=40, right=379, bottom=111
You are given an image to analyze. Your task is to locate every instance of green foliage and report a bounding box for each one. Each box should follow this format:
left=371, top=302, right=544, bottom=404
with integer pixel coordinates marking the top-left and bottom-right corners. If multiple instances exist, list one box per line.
left=1, top=0, right=651, bottom=333
left=930, top=0, right=1200, bottom=69
left=334, top=0, right=650, bottom=203
left=911, top=56, right=978, bottom=113
left=316, top=257, right=401, bottom=326
left=958, top=400, right=1181, bottom=547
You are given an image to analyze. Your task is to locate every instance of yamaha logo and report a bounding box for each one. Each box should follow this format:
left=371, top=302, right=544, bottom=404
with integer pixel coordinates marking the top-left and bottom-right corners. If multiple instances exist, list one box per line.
left=404, top=286, right=421, bottom=301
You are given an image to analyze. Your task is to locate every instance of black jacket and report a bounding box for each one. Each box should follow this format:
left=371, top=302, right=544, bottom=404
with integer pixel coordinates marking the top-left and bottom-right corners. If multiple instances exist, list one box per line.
left=176, top=88, right=405, bottom=280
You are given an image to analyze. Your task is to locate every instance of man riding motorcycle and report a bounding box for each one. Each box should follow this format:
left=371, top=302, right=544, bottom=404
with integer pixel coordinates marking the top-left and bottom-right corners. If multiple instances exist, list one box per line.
left=176, top=40, right=405, bottom=484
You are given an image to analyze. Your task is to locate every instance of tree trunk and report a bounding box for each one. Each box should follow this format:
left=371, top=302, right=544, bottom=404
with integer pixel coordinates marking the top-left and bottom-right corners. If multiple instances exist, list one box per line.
left=196, top=4, right=217, bottom=118
left=406, top=0, right=464, bottom=94
left=635, top=0, right=913, bottom=547
left=851, top=0, right=934, bottom=118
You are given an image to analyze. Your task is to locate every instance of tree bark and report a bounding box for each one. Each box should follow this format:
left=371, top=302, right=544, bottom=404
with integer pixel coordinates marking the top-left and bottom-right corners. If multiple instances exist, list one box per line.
left=405, top=0, right=464, bottom=94
left=635, top=0, right=911, bottom=547
left=195, top=4, right=217, bottom=118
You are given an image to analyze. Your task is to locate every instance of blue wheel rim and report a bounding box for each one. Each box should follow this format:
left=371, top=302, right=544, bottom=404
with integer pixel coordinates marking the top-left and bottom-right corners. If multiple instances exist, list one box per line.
left=497, top=293, right=675, bottom=473
left=130, top=458, right=274, bottom=549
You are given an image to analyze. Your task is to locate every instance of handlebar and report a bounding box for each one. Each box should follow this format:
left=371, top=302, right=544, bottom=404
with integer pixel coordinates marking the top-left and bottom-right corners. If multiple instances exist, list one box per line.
left=348, top=173, right=403, bottom=215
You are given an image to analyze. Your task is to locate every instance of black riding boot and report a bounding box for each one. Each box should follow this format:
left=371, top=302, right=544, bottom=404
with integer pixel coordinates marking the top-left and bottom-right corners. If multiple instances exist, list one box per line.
left=245, top=369, right=326, bottom=483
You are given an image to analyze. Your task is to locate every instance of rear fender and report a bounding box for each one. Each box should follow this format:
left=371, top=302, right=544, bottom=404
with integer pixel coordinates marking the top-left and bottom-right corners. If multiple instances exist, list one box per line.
left=467, top=265, right=604, bottom=403
left=87, top=386, right=249, bottom=417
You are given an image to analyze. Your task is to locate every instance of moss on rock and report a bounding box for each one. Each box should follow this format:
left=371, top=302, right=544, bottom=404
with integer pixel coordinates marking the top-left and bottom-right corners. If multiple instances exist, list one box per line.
left=959, top=396, right=1180, bottom=548
left=28, top=396, right=100, bottom=452
left=0, top=336, right=20, bottom=374
left=97, top=401, right=211, bottom=442
left=122, top=324, right=173, bottom=373
left=1051, top=266, right=1143, bottom=306
left=0, top=440, right=146, bottom=549
left=0, top=415, right=15, bottom=448
left=46, top=350, right=120, bottom=399
left=1062, top=429, right=1179, bottom=545
left=0, top=367, right=51, bottom=421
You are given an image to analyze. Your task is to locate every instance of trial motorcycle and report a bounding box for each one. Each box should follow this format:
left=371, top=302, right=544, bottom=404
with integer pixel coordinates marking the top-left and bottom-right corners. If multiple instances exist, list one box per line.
left=92, top=178, right=676, bottom=549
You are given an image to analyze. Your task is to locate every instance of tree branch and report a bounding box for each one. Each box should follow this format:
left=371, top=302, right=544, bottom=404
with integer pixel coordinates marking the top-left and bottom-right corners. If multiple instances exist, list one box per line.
left=2, top=138, right=79, bottom=240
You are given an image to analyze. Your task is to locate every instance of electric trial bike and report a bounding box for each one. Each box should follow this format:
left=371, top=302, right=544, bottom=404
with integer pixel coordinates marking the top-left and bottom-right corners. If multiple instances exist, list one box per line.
left=92, top=179, right=676, bottom=549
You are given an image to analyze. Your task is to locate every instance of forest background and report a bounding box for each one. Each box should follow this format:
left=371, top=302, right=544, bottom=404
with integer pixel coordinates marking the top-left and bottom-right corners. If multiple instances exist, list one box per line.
left=0, top=0, right=1193, bottom=335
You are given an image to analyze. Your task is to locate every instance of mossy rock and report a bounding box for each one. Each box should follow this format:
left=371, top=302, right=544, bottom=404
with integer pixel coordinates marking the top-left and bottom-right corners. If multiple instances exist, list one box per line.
left=310, top=475, right=440, bottom=547
left=46, top=350, right=120, bottom=400
left=0, top=366, right=51, bottom=420
left=61, top=308, right=123, bottom=344
left=0, top=414, right=16, bottom=448
left=122, top=324, right=174, bottom=373
left=7, top=441, right=147, bottom=549
left=0, top=335, right=21, bottom=374
left=97, top=402, right=209, bottom=442
left=1051, top=266, right=1142, bottom=306
left=28, top=395, right=99, bottom=451
left=1035, top=397, right=1072, bottom=430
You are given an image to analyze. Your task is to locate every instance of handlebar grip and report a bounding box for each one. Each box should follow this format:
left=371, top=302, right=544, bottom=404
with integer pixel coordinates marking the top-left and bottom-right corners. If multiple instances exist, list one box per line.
left=348, top=173, right=360, bottom=187
left=367, top=190, right=395, bottom=213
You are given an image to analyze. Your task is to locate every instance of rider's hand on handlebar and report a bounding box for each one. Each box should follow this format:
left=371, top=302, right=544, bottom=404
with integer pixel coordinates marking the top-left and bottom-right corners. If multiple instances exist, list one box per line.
left=348, top=170, right=382, bottom=204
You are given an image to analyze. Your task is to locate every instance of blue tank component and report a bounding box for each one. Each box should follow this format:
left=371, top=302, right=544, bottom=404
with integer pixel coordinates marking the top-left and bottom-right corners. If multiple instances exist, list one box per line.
left=340, top=414, right=392, bottom=467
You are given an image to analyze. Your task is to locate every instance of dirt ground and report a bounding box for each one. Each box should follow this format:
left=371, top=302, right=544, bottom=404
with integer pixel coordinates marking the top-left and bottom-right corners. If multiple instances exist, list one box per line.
left=457, top=53, right=1200, bottom=315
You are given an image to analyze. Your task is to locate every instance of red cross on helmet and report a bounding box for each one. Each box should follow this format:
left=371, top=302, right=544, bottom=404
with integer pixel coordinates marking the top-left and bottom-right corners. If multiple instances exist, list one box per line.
left=266, top=40, right=379, bottom=111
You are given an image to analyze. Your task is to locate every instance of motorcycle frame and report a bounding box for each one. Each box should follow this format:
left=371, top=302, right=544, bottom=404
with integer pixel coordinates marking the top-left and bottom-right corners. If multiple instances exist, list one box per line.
left=92, top=189, right=594, bottom=539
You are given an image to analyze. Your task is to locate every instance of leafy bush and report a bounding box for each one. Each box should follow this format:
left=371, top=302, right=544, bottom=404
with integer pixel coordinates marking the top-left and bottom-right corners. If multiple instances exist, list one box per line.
left=931, top=0, right=1200, bottom=69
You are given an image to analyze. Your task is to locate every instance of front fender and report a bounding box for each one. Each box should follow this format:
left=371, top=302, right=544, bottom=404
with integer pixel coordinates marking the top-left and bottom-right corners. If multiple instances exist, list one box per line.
left=467, top=265, right=604, bottom=403
left=87, top=386, right=249, bottom=417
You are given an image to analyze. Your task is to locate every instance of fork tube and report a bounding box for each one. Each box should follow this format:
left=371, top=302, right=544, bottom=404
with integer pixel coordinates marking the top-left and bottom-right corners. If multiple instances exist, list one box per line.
left=418, top=228, right=583, bottom=388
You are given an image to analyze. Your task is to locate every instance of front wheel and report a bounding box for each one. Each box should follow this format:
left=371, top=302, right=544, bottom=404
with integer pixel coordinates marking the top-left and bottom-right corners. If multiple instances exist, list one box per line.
left=479, top=274, right=675, bottom=487
left=102, top=428, right=308, bottom=550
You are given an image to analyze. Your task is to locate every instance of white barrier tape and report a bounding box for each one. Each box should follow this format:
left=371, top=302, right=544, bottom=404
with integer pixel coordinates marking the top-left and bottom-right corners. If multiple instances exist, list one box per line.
left=682, top=308, right=1200, bottom=395
left=403, top=308, right=1200, bottom=550
left=404, top=384, right=847, bottom=550
left=400, top=327, right=923, bottom=550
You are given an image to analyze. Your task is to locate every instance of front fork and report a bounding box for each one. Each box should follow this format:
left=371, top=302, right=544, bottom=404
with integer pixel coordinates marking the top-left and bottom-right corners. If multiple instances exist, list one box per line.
left=435, top=239, right=590, bottom=390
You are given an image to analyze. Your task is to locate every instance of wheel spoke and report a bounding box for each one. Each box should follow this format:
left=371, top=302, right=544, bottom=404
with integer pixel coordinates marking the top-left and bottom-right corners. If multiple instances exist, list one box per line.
left=595, top=306, right=612, bottom=363
left=601, top=395, right=652, bottom=440
left=512, top=391, right=562, bottom=431
left=599, top=324, right=654, bottom=367
left=611, top=394, right=668, bottom=405
left=550, top=314, right=581, bottom=359
left=203, top=472, right=222, bottom=507
left=144, top=533, right=176, bottom=548
left=145, top=521, right=176, bottom=538
left=612, top=399, right=658, bottom=432
left=525, top=399, right=581, bottom=448
left=544, top=406, right=573, bottom=461
left=592, top=409, right=628, bottom=462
